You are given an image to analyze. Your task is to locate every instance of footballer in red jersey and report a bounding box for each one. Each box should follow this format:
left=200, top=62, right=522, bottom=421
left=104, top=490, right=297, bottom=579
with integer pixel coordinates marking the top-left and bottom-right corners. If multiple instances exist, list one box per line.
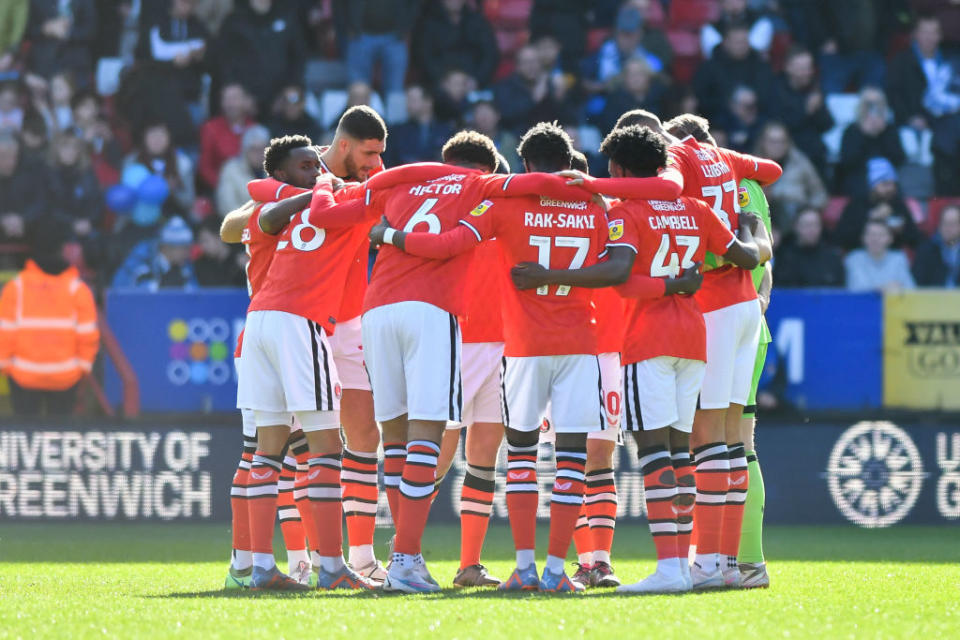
left=233, top=135, right=375, bottom=592
left=244, top=106, right=390, bottom=582
left=368, top=123, right=679, bottom=593
left=510, top=125, right=762, bottom=594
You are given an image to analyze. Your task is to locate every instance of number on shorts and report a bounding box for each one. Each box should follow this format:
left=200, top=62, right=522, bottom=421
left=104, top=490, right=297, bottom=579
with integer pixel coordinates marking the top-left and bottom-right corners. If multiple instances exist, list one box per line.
left=277, top=209, right=325, bottom=252
left=701, top=180, right=739, bottom=228
left=606, top=391, right=621, bottom=422
left=529, top=234, right=590, bottom=296
left=651, top=234, right=700, bottom=278
left=403, top=197, right=441, bottom=233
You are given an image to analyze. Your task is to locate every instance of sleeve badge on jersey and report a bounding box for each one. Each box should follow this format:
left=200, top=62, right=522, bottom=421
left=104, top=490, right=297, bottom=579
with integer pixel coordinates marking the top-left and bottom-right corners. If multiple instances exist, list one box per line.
left=738, top=186, right=750, bottom=208
left=608, top=218, right=624, bottom=241
left=470, top=200, right=494, bottom=216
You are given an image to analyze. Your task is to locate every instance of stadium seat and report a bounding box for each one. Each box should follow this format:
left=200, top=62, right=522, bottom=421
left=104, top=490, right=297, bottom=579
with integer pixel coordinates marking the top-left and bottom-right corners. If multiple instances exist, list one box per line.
left=924, top=198, right=960, bottom=234
left=668, top=0, right=720, bottom=29
left=494, top=28, right=530, bottom=57
left=586, top=28, right=612, bottom=54
left=644, top=0, right=667, bottom=28
left=484, top=0, right=533, bottom=30
left=822, top=93, right=861, bottom=162
left=822, top=196, right=849, bottom=229
left=666, top=29, right=700, bottom=57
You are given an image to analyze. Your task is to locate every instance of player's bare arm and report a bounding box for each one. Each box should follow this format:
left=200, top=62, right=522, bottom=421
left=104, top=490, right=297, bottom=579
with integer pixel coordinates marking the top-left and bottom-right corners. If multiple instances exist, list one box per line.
left=557, top=169, right=683, bottom=201
left=220, top=200, right=256, bottom=243
left=510, top=245, right=636, bottom=290
left=726, top=212, right=761, bottom=270
left=746, top=211, right=773, bottom=264
left=258, top=190, right=314, bottom=235
left=757, top=262, right=773, bottom=314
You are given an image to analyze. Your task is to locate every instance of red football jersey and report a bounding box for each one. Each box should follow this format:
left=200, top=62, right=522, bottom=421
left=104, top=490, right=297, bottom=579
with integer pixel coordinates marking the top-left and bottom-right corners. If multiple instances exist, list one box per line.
left=592, top=287, right=624, bottom=354
left=247, top=186, right=360, bottom=333
left=611, top=196, right=735, bottom=364
left=459, top=240, right=505, bottom=344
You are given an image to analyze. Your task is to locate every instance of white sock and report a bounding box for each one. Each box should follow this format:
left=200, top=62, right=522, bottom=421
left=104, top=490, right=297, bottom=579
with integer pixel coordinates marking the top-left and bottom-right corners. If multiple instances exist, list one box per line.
left=656, top=558, right=681, bottom=578
left=577, top=552, right=594, bottom=566
left=311, top=551, right=323, bottom=567
left=545, top=555, right=565, bottom=574
left=253, top=552, right=276, bottom=571
left=593, top=550, right=611, bottom=565
left=319, top=555, right=346, bottom=573
left=349, top=544, right=376, bottom=568
left=287, top=549, right=309, bottom=575
left=516, top=549, right=536, bottom=569
left=231, top=550, right=252, bottom=571
left=695, top=552, right=719, bottom=572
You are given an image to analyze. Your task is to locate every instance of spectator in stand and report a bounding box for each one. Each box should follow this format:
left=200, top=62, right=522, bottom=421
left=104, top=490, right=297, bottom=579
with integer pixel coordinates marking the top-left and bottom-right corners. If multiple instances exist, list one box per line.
left=198, top=83, right=254, bottom=191
left=836, top=158, right=921, bottom=251
left=136, top=0, right=210, bottom=125
left=268, top=85, right=321, bottom=142
left=216, top=124, right=269, bottom=217
left=342, top=0, right=418, bottom=98
left=716, top=85, right=766, bottom=152
left=48, top=130, right=102, bottom=242
left=112, top=215, right=198, bottom=290
left=701, top=0, right=774, bottom=59
left=693, top=20, right=775, bottom=122
left=19, top=111, right=49, bottom=167
left=598, top=56, right=666, bottom=135
left=71, top=90, right=123, bottom=178
left=217, top=0, right=306, bottom=113
left=411, top=0, right=499, bottom=90
left=836, top=87, right=905, bottom=197
left=0, top=132, right=48, bottom=245
left=789, top=0, right=886, bottom=93
left=433, top=69, right=475, bottom=128
left=45, top=72, right=76, bottom=132
left=844, top=220, right=916, bottom=293
left=775, top=208, right=846, bottom=288
left=494, top=45, right=574, bottom=134
left=913, top=205, right=960, bottom=288
left=384, top=85, right=452, bottom=167
left=0, top=1, right=28, bottom=75
left=590, top=5, right=671, bottom=90
left=469, top=100, right=520, bottom=174
left=26, top=0, right=97, bottom=83
left=0, top=226, right=99, bottom=416
left=126, top=121, right=195, bottom=217
left=753, top=122, right=827, bottom=231
left=887, top=14, right=960, bottom=196
left=0, top=80, right=24, bottom=132
left=530, top=0, right=589, bottom=73
left=771, top=47, right=833, bottom=173
left=194, top=216, right=246, bottom=287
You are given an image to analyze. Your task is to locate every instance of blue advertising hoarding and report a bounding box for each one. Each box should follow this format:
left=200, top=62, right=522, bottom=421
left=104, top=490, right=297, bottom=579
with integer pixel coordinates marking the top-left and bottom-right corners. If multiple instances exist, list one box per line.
left=105, top=289, right=250, bottom=412
left=2, top=421, right=956, bottom=527
left=763, top=290, right=883, bottom=410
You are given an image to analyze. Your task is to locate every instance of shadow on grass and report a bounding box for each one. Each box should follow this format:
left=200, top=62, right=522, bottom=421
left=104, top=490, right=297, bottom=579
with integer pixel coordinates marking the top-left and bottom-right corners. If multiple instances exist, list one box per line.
left=146, top=587, right=712, bottom=600
left=4, top=523, right=960, bottom=565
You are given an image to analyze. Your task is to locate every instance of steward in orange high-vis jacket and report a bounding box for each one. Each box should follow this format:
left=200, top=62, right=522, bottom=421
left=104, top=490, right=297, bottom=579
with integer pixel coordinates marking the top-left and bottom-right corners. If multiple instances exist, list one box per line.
left=0, top=247, right=99, bottom=415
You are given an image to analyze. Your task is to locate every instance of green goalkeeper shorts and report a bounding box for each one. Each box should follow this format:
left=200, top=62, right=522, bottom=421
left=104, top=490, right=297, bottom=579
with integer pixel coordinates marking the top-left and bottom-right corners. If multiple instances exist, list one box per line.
left=744, top=340, right=768, bottom=419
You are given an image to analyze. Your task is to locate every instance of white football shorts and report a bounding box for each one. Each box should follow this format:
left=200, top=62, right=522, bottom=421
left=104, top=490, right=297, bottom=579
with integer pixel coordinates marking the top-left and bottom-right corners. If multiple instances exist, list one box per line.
left=623, top=356, right=706, bottom=433
left=699, top=298, right=762, bottom=409
left=501, top=353, right=605, bottom=434
left=329, top=315, right=371, bottom=392
left=450, top=341, right=504, bottom=429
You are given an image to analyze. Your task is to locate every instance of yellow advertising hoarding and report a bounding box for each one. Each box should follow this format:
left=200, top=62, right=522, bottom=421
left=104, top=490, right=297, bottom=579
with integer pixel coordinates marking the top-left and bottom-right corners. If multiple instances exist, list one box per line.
left=884, top=290, right=960, bottom=409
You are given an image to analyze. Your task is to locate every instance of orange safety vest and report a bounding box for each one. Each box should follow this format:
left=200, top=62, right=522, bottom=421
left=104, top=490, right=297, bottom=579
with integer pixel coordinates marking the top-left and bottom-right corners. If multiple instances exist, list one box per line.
left=0, top=260, right=100, bottom=390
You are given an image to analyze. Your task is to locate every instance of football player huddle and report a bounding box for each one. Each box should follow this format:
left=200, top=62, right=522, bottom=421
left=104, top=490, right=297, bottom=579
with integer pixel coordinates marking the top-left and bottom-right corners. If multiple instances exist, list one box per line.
left=221, top=103, right=780, bottom=595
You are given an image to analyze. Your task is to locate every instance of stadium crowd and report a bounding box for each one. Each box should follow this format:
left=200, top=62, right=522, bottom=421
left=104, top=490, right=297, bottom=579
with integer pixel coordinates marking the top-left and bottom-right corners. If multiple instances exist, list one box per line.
left=0, top=0, right=958, bottom=294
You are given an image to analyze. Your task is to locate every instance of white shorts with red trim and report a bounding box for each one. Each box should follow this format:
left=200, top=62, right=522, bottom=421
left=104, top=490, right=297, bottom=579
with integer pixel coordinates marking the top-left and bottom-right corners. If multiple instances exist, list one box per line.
left=362, top=301, right=462, bottom=423
left=540, top=352, right=622, bottom=443
left=449, top=341, right=504, bottom=429
left=329, top=315, right=371, bottom=392
left=700, top=298, right=762, bottom=410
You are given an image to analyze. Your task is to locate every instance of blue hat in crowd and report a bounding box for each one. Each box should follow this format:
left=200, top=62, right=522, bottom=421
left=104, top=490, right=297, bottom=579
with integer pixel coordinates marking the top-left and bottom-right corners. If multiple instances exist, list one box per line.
left=867, top=157, right=898, bottom=188
left=616, top=7, right=643, bottom=33
left=160, top=216, right=194, bottom=246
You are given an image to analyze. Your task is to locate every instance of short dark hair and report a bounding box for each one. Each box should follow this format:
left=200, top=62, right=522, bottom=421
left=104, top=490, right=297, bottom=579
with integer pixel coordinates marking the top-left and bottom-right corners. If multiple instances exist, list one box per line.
left=516, top=121, right=573, bottom=173
left=441, top=130, right=499, bottom=172
left=570, top=149, right=589, bottom=173
left=664, top=113, right=715, bottom=145
left=263, top=134, right=314, bottom=175
left=614, top=108, right=661, bottom=131
left=599, top=125, right=667, bottom=177
left=337, top=105, right=387, bottom=141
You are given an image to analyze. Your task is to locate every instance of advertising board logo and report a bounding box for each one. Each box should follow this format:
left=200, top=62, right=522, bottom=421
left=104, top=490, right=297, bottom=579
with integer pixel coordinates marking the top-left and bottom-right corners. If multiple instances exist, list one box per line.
left=166, top=318, right=232, bottom=386
left=904, top=321, right=960, bottom=378
left=826, top=421, right=925, bottom=528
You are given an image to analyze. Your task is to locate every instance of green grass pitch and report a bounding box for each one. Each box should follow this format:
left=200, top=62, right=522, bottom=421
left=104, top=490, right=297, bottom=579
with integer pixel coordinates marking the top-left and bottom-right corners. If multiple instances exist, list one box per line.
left=1, top=523, right=958, bottom=639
